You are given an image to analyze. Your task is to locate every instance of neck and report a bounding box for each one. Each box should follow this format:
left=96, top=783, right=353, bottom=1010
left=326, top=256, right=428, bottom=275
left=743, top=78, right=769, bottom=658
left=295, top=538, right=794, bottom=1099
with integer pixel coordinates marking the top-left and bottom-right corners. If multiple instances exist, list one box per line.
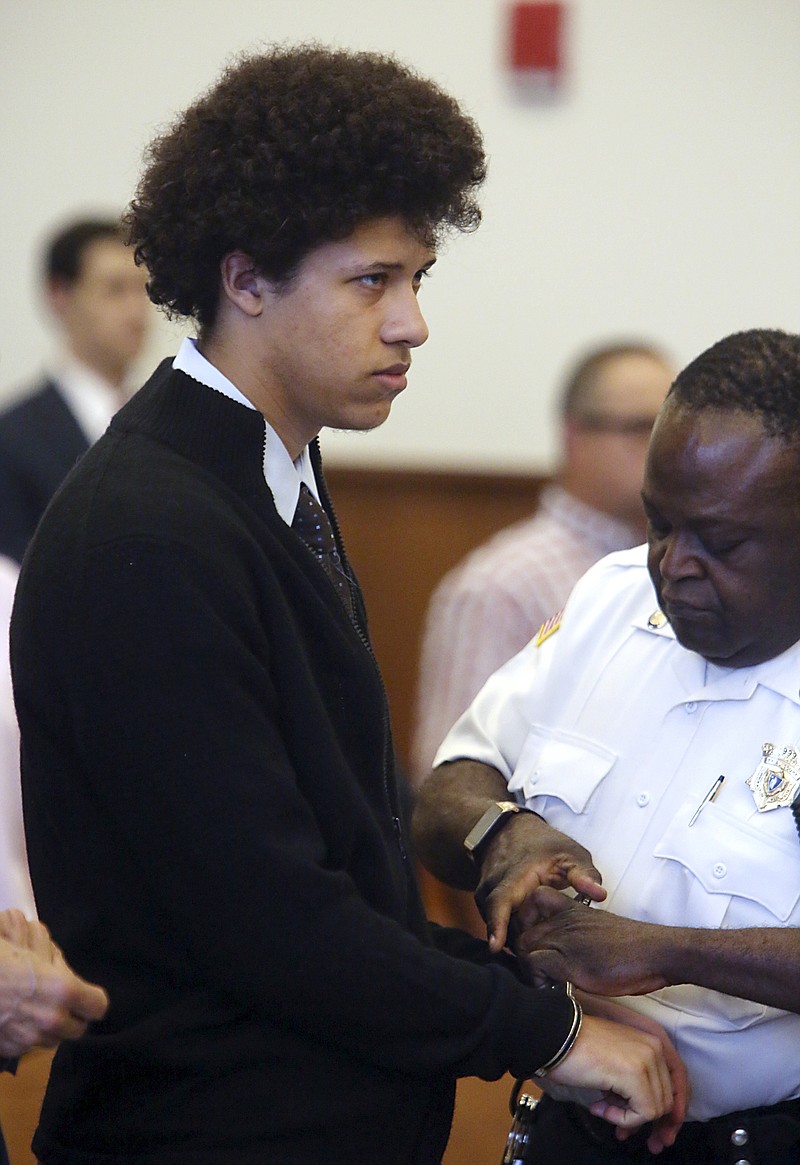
left=199, top=332, right=311, bottom=461
left=557, top=470, right=645, bottom=538
left=69, top=345, right=127, bottom=393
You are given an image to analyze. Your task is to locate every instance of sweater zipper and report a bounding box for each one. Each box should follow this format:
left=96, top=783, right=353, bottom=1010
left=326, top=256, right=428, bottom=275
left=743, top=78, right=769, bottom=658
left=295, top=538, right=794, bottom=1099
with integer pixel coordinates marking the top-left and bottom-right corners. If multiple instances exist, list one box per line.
left=316, top=466, right=409, bottom=868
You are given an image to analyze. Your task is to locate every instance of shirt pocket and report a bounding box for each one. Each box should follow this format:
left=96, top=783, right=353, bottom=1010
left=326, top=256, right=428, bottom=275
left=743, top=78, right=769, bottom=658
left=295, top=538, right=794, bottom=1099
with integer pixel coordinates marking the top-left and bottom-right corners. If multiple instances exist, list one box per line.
left=653, top=801, right=800, bottom=928
left=507, top=724, right=617, bottom=813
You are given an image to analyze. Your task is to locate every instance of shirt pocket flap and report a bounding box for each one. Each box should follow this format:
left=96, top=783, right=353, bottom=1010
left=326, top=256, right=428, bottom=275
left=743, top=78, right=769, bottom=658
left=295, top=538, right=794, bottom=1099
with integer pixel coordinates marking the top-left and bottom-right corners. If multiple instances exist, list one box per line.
left=507, top=725, right=617, bottom=814
left=654, top=804, right=800, bottom=922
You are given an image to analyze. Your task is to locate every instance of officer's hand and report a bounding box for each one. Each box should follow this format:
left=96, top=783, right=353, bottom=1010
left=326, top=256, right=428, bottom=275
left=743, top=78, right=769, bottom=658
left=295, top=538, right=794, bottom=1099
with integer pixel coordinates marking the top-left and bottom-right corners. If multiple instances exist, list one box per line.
left=475, top=814, right=605, bottom=954
left=516, top=886, right=669, bottom=996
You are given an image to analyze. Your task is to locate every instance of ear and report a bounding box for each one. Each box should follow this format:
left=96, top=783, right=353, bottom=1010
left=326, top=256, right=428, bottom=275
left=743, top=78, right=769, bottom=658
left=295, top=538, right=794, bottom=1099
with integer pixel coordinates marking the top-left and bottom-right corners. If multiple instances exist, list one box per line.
left=45, top=277, right=71, bottom=322
left=562, top=415, right=580, bottom=459
left=219, top=252, right=266, bottom=318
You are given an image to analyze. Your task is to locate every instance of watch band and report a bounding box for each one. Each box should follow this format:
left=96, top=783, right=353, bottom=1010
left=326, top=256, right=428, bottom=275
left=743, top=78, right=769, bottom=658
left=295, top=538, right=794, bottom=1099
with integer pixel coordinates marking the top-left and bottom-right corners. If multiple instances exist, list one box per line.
left=464, top=800, right=534, bottom=864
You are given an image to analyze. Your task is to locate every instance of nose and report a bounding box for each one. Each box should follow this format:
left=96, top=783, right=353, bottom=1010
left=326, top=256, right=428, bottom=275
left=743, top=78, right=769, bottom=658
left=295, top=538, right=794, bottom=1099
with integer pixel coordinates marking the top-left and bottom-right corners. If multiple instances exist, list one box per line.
left=656, top=530, right=704, bottom=582
left=381, top=289, right=429, bottom=350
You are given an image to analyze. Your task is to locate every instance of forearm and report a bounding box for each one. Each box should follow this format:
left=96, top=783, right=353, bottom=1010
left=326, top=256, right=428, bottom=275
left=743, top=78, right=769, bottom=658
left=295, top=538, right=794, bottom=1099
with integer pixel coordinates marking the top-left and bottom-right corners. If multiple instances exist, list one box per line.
left=659, top=924, right=800, bottom=1013
left=521, top=891, right=800, bottom=1013
left=412, top=759, right=510, bottom=888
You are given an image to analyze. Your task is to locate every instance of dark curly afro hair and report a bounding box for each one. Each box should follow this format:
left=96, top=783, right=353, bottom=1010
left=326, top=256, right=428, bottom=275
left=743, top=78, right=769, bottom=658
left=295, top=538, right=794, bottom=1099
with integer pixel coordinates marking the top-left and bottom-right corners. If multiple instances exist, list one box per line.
left=125, top=44, right=487, bottom=331
left=668, top=328, right=800, bottom=442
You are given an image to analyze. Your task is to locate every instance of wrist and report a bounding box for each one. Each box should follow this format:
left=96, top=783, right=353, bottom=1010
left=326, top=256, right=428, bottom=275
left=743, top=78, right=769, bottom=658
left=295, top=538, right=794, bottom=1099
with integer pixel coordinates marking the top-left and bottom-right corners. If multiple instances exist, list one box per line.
left=533, top=981, right=583, bottom=1077
left=657, top=923, right=692, bottom=988
left=464, top=799, right=538, bottom=866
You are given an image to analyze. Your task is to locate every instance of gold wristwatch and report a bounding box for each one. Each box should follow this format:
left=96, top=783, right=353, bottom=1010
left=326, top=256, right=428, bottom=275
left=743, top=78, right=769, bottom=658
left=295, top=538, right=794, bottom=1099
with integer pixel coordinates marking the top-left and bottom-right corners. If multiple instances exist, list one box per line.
left=464, top=800, right=534, bottom=864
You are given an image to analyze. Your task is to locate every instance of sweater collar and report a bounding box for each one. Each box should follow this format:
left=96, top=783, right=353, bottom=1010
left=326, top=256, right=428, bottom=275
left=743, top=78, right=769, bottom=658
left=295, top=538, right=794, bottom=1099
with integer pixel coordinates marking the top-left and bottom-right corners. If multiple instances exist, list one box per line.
left=172, top=338, right=318, bottom=525
left=112, top=359, right=277, bottom=509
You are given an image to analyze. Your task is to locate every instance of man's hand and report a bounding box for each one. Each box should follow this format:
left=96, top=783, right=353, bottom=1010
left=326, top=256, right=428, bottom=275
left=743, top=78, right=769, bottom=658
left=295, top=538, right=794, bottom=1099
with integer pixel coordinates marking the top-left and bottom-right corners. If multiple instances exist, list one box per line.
left=411, top=760, right=605, bottom=951
left=575, top=994, right=690, bottom=1153
left=0, top=909, right=109, bottom=1058
left=516, top=887, right=669, bottom=996
left=476, top=814, right=606, bottom=954
left=541, top=1012, right=682, bottom=1146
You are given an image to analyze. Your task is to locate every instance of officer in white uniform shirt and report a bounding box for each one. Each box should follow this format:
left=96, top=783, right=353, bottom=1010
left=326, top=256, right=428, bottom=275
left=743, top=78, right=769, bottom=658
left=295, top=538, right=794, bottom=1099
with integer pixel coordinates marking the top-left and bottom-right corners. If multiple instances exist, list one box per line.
left=413, top=327, right=800, bottom=1164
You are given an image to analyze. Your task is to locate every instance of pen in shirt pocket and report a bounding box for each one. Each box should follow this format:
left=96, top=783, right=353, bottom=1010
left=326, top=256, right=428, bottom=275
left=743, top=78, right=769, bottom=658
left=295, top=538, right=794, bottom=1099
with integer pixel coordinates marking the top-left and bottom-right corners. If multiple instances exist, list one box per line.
left=688, top=774, right=725, bottom=826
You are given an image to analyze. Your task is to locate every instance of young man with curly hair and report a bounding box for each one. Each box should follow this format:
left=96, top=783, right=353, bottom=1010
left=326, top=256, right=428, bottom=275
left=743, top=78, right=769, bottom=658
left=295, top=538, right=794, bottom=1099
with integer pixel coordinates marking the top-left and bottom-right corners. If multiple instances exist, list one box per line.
left=11, top=46, right=682, bottom=1164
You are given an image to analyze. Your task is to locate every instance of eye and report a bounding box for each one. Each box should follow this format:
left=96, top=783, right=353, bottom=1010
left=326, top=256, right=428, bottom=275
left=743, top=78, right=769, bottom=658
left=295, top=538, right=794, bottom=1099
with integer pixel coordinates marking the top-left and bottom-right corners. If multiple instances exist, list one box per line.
left=647, top=522, right=670, bottom=543
left=643, top=507, right=670, bottom=538
left=701, top=535, right=745, bottom=557
left=356, top=272, right=387, bottom=289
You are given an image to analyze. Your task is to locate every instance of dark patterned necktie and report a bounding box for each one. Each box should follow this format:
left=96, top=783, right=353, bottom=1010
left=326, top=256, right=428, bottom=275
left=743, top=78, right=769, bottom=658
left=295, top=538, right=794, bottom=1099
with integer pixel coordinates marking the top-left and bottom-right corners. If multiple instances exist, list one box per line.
left=292, top=483, right=354, bottom=618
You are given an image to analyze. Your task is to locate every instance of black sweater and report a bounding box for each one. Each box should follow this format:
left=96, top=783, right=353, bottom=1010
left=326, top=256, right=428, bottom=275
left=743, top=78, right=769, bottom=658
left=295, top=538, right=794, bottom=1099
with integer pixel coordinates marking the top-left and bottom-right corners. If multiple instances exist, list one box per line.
left=11, top=361, right=574, bottom=1164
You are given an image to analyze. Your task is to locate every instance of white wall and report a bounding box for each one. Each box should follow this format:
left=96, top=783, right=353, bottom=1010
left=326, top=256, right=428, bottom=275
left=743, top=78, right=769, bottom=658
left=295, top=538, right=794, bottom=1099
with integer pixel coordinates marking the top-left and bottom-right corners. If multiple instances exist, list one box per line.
left=2, top=0, right=798, bottom=472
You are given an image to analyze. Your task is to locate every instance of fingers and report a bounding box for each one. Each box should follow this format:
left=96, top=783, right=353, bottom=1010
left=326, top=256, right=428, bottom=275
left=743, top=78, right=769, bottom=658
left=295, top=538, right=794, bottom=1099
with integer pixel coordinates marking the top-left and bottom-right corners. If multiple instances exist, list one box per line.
left=44, top=952, right=109, bottom=1023
left=66, top=976, right=110, bottom=1023
left=643, top=1036, right=690, bottom=1150
left=0, top=909, right=29, bottom=945
left=0, top=1001, right=92, bottom=1056
left=588, top=1061, right=671, bottom=1131
left=0, top=913, right=58, bottom=962
left=482, top=861, right=596, bottom=951
left=514, top=884, right=583, bottom=938
left=521, top=949, right=568, bottom=986
left=476, top=819, right=604, bottom=952
left=575, top=993, right=689, bottom=1149
left=23, top=919, right=57, bottom=961
left=485, top=907, right=513, bottom=954
left=0, top=943, right=109, bottom=1058
left=482, top=871, right=539, bottom=953
left=569, top=872, right=607, bottom=904
left=547, top=1016, right=676, bottom=1132
left=645, top=1114, right=681, bottom=1153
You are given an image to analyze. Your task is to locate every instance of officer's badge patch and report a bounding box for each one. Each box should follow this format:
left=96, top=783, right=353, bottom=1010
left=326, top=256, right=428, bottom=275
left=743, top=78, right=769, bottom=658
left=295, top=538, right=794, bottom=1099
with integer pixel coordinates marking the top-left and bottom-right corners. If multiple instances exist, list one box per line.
left=747, top=742, right=800, bottom=812
left=534, top=610, right=563, bottom=647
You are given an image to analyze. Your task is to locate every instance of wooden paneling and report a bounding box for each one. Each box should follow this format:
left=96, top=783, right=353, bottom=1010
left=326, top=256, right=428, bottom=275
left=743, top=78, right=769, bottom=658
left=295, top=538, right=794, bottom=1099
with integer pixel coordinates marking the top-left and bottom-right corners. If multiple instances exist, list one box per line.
left=325, top=464, right=546, bottom=768
left=0, top=1049, right=53, bottom=1165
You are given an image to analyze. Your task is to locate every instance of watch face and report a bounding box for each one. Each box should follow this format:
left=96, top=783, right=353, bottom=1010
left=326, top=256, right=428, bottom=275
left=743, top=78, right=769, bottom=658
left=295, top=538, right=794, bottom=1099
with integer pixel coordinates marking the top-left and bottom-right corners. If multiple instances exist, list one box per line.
left=464, top=801, right=520, bottom=858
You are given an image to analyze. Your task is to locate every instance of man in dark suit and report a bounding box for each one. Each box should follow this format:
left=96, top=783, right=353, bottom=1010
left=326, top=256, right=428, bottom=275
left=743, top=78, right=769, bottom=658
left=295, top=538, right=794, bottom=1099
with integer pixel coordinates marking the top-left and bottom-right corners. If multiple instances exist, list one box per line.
left=0, top=218, right=150, bottom=562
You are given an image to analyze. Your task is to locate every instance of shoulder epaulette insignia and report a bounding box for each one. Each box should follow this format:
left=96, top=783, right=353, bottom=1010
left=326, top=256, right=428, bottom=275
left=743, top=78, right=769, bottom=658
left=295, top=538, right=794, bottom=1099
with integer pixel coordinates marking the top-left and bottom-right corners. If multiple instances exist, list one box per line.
left=534, top=610, right=563, bottom=647
left=647, top=609, right=668, bottom=629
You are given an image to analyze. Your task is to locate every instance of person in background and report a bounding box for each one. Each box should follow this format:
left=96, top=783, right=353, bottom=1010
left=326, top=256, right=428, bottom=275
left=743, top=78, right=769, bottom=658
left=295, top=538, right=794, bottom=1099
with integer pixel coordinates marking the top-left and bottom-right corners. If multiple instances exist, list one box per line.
left=0, top=555, right=34, bottom=919
left=11, top=45, right=684, bottom=1165
left=412, top=341, right=674, bottom=789
left=0, top=553, right=106, bottom=1165
left=413, top=328, right=800, bottom=1164
left=0, top=217, right=150, bottom=563
left=0, top=911, right=108, bottom=1165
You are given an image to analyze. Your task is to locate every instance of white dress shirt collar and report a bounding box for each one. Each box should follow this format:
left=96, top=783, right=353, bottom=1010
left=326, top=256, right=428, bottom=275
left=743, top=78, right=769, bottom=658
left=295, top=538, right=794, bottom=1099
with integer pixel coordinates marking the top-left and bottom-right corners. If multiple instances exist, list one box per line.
left=52, top=352, right=128, bottom=444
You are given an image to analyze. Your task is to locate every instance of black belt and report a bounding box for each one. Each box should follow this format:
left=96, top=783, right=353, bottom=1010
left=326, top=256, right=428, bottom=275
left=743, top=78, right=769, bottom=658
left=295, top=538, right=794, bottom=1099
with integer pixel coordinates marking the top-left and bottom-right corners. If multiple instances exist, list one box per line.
left=563, top=1096, right=800, bottom=1164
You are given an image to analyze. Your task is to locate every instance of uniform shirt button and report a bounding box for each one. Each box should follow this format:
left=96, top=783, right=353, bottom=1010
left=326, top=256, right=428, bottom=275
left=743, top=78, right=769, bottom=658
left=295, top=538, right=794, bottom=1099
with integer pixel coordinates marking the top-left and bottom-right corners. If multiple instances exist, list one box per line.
left=713, top=862, right=727, bottom=879
left=685, top=701, right=697, bottom=713
left=731, top=1129, right=749, bottom=1147
left=636, top=792, right=650, bottom=807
